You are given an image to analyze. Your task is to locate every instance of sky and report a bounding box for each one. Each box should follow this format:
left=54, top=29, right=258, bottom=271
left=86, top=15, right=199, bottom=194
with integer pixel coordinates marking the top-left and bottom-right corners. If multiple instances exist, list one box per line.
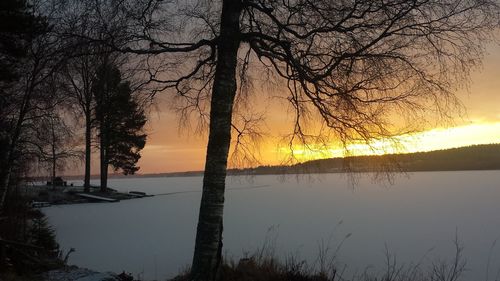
left=132, top=43, right=500, bottom=174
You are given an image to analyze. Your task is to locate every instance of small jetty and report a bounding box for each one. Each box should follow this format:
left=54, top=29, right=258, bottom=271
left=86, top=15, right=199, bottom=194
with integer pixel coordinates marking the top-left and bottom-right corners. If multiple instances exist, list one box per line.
left=129, top=191, right=146, bottom=196
left=31, top=201, right=51, bottom=208
left=20, top=183, right=153, bottom=206
left=128, top=191, right=154, bottom=198
left=76, top=193, right=120, bottom=202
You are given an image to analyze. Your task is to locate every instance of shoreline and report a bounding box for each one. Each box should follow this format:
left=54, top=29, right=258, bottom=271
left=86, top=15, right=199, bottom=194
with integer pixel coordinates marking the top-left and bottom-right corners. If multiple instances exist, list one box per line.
left=23, top=185, right=154, bottom=208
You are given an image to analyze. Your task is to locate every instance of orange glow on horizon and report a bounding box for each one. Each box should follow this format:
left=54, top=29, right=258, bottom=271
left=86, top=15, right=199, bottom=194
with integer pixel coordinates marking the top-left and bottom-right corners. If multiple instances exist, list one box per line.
left=107, top=43, right=500, bottom=174
left=278, top=122, right=500, bottom=163
left=134, top=122, right=500, bottom=173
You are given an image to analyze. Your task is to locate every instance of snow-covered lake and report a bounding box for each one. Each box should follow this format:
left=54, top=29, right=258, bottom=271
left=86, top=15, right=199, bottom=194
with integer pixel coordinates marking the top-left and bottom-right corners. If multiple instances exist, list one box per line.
left=44, top=171, right=500, bottom=280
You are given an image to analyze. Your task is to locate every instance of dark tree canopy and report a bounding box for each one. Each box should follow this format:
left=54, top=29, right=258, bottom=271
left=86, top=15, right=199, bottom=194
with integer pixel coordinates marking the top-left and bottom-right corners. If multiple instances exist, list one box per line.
left=1, top=0, right=47, bottom=161
left=106, top=0, right=498, bottom=149
left=93, top=61, right=147, bottom=176
left=0, top=0, right=47, bottom=83
left=106, top=87, right=147, bottom=175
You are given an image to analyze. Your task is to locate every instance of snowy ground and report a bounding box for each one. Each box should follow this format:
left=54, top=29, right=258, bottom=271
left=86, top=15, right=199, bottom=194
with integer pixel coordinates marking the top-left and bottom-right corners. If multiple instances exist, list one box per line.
left=43, top=267, right=120, bottom=281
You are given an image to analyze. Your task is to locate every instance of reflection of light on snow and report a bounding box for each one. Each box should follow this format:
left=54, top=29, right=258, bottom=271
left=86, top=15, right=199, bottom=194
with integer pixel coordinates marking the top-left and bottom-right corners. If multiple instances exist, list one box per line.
left=283, top=122, right=500, bottom=162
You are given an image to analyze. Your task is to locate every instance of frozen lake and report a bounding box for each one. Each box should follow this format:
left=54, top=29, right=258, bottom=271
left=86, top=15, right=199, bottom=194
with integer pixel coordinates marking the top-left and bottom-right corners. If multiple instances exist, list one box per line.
left=44, top=171, right=500, bottom=280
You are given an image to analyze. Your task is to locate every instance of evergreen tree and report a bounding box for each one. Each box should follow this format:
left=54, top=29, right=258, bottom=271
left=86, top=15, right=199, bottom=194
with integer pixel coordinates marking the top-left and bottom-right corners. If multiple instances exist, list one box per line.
left=0, top=0, right=46, bottom=83
left=28, top=210, right=59, bottom=253
left=92, top=61, right=147, bottom=192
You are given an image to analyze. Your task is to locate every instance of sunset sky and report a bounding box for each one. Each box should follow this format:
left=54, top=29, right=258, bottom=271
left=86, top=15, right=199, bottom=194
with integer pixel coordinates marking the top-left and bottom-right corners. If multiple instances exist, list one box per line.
left=121, top=43, right=500, bottom=174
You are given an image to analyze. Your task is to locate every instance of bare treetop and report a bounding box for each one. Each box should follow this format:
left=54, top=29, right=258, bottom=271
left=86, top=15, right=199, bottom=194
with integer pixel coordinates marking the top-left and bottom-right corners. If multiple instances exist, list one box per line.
left=240, top=0, right=497, bottom=146
left=100, top=0, right=498, bottom=154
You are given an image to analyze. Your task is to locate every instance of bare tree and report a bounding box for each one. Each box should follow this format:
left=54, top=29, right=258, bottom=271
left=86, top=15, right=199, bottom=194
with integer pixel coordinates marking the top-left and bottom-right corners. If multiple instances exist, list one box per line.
left=61, top=53, right=97, bottom=191
left=56, top=0, right=151, bottom=192
left=82, top=0, right=499, bottom=279
left=57, top=1, right=116, bottom=192
left=0, top=15, right=68, bottom=211
left=28, top=113, right=82, bottom=190
left=0, top=0, right=49, bottom=211
left=20, top=66, right=84, bottom=189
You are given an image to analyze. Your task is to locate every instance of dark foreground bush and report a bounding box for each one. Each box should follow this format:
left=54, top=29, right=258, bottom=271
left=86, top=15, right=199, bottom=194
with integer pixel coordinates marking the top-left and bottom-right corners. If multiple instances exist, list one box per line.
left=170, top=256, right=332, bottom=281
left=0, top=194, right=64, bottom=279
left=169, top=237, right=467, bottom=281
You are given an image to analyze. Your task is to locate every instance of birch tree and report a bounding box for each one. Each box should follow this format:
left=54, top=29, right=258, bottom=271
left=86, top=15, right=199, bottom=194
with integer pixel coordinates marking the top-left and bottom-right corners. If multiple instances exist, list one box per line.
left=29, top=113, right=81, bottom=189
left=57, top=2, right=114, bottom=191
left=0, top=9, right=66, bottom=211
left=0, top=0, right=49, bottom=212
left=82, top=0, right=499, bottom=279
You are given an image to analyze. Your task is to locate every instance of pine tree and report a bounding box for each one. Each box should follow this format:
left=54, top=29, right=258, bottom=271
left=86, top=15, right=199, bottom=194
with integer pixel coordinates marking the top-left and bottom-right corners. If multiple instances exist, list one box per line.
left=29, top=210, right=59, bottom=253
left=92, top=61, right=147, bottom=191
left=0, top=0, right=46, bottom=83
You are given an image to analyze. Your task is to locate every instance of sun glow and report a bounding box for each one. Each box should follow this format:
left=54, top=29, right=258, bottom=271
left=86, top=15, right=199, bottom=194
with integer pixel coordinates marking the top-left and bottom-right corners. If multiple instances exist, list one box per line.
left=285, top=122, right=500, bottom=162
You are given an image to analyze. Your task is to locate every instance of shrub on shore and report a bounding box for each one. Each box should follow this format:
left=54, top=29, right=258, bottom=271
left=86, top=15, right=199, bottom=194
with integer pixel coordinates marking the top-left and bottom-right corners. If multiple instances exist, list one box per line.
left=0, top=193, right=64, bottom=279
left=169, top=237, right=466, bottom=281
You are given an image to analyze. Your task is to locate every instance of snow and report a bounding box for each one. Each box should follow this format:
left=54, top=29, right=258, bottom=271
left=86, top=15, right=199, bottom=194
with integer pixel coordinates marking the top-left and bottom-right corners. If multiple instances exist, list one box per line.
left=46, top=172, right=500, bottom=280
left=44, top=268, right=119, bottom=281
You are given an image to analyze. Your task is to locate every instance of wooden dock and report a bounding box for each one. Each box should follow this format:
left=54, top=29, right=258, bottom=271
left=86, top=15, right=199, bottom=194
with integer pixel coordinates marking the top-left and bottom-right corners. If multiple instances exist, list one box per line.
left=76, top=193, right=120, bottom=202
left=31, top=201, right=51, bottom=208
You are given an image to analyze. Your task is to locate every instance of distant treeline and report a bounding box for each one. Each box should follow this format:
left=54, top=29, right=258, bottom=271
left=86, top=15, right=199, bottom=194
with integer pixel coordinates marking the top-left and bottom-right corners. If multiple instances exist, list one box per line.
left=57, top=144, right=500, bottom=180
left=230, top=144, right=500, bottom=175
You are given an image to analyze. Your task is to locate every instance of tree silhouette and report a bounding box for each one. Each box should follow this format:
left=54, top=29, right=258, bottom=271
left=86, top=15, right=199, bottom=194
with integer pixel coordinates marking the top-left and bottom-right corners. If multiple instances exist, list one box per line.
left=84, top=0, right=499, bottom=279
left=62, top=51, right=98, bottom=192
left=0, top=0, right=58, bottom=211
left=57, top=2, right=128, bottom=192
left=0, top=0, right=46, bottom=83
left=92, top=61, right=147, bottom=192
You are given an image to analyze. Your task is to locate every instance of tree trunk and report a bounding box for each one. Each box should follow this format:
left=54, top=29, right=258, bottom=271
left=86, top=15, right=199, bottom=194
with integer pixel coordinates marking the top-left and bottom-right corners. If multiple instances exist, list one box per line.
left=0, top=137, right=12, bottom=211
left=0, top=135, right=18, bottom=211
left=101, top=158, right=108, bottom=193
left=0, top=60, right=38, bottom=211
left=190, top=1, right=242, bottom=280
left=51, top=156, right=56, bottom=191
left=84, top=108, right=91, bottom=192
left=100, top=131, right=108, bottom=193
left=0, top=135, right=9, bottom=209
left=51, top=124, right=56, bottom=191
left=0, top=165, right=12, bottom=213
left=0, top=118, right=23, bottom=212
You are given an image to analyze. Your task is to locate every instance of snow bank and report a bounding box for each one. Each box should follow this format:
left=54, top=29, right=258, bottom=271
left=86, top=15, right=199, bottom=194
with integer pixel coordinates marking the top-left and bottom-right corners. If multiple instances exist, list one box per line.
left=44, top=267, right=120, bottom=281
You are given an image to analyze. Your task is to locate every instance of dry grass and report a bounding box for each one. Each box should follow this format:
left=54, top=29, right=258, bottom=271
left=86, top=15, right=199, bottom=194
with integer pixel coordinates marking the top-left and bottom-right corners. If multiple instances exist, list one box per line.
left=169, top=231, right=468, bottom=281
